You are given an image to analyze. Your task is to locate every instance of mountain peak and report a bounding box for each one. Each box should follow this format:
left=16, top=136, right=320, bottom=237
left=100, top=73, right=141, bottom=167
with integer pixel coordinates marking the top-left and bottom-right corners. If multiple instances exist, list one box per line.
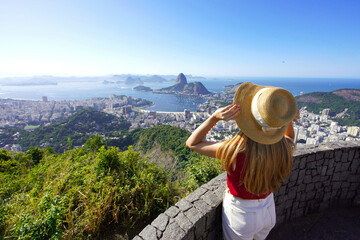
left=175, top=73, right=187, bottom=85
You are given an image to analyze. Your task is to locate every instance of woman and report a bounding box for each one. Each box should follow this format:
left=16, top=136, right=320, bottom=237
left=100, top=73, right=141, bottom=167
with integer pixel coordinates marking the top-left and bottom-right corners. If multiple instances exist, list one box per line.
left=186, top=82, right=299, bottom=240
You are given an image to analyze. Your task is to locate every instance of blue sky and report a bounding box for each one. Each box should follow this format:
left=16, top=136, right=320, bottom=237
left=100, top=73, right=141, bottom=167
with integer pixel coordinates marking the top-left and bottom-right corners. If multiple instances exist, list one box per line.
left=0, top=0, right=359, bottom=78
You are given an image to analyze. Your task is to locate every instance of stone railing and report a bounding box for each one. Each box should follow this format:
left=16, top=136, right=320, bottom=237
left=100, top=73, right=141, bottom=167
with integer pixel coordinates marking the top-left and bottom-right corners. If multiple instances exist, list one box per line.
left=134, top=141, right=360, bottom=240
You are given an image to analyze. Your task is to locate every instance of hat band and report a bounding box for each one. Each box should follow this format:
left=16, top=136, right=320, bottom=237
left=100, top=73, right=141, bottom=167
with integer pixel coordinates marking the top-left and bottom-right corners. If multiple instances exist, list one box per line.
left=251, top=88, right=282, bottom=130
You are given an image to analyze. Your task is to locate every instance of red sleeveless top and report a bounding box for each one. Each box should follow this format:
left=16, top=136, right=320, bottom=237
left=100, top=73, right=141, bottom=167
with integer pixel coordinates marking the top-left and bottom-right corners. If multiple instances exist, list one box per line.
left=227, top=153, right=271, bottom=199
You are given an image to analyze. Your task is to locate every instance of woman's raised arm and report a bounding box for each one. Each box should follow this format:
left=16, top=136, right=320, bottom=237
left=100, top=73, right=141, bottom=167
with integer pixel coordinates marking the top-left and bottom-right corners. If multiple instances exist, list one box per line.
left=186, top=104, right=240, bottom=158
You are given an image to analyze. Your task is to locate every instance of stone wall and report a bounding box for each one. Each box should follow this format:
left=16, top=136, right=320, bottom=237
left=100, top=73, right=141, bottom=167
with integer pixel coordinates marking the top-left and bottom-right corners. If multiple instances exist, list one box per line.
left=134, top=141, right=360, bottom=240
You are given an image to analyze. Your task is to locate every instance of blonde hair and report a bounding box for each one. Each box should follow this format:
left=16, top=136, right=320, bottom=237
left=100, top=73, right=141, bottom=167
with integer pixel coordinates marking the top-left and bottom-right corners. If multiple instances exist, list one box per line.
left=216, top=131, right=294, bottom=195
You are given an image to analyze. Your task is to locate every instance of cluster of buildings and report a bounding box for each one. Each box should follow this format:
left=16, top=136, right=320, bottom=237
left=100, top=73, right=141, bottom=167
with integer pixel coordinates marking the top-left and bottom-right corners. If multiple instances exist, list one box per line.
left=293, top=108, right=360, bottom=147
left=0, top=95, right=151, bottom=128
left=1, top=91, right=359, bottom=151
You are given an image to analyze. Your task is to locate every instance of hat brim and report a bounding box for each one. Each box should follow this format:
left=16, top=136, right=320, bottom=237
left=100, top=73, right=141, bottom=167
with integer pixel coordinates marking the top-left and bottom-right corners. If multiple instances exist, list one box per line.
left=233, top=82, right=288, bottom=145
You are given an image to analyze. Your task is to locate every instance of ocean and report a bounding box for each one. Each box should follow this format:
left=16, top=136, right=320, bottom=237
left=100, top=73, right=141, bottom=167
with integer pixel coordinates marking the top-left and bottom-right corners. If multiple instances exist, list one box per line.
left=0, top=77, right=359, bottom=112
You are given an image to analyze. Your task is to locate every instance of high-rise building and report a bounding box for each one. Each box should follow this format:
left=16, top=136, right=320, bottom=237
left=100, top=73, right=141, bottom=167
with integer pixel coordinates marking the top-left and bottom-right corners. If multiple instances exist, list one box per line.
left=322, top=108, right=330, bottom=116
left=149, top=111, right=157, bottom=118
left=347, top=126, right=360, bottom=137
left=184, top=109, right=191, bottom=119
left=42, top=96, right=48, bottom=102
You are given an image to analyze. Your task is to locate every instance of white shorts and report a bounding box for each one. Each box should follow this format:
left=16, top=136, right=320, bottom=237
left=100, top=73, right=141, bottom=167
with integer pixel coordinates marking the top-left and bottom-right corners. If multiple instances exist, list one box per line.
left=222, top=190, right=276, bottom=240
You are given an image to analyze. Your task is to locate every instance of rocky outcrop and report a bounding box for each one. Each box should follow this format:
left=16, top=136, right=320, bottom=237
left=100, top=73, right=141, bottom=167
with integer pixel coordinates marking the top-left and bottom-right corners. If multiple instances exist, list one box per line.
left=134, top=85, right=152, bottom=92
left=154, top=73, right=211, bottom=95
left=183, top=82, right=211, bottom=95
left=174, top=73, right=187, bottom=85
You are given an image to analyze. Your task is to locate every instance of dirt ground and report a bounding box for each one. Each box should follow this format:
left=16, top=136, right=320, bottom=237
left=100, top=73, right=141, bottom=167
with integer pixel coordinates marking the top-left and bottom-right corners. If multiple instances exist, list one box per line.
left=267, top=207, right=360, bottom=240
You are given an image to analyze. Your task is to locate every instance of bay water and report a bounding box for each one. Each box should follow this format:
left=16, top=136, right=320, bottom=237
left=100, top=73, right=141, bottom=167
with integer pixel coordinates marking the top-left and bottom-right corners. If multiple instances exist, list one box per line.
left=0, top=77, right=359, bottom=112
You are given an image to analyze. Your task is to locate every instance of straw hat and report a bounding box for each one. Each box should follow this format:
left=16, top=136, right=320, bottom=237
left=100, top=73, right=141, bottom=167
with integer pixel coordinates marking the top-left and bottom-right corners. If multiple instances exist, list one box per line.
left=233, top=82, right=297, bottom=145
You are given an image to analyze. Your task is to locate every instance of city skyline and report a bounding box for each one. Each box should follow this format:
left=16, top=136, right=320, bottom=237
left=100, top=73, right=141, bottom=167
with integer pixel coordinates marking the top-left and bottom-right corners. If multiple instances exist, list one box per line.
left=1, top=0, right=360, bottom=78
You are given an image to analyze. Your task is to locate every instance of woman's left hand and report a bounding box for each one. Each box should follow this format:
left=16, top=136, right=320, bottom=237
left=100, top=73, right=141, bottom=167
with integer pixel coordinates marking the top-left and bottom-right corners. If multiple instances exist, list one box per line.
left=212, top=104, right=241, bottom=122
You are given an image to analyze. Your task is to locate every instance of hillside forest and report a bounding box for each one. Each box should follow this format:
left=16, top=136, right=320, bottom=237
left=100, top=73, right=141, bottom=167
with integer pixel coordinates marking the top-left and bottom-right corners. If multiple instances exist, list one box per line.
left=0, top=110, right=224, bottom=239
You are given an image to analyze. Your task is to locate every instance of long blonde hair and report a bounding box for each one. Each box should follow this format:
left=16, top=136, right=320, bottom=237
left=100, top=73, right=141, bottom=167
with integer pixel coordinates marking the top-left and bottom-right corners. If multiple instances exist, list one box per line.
left=216, top=131, right=294, bottom=195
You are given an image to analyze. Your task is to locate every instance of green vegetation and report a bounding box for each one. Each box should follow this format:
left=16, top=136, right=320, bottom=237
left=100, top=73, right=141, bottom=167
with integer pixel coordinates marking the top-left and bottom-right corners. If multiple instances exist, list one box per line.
left=0, top=109, right=131, bottom=152
left=24, top=125, right=40, bottom=130
left=296, top=90, right=360, bottom=126
left=0, top=137, right=222, bottom=239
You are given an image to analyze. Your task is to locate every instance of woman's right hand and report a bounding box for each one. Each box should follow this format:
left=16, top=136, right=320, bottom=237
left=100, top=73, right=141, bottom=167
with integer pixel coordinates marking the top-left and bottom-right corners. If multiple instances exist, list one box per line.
left=212, top=104, right=241, bottom=122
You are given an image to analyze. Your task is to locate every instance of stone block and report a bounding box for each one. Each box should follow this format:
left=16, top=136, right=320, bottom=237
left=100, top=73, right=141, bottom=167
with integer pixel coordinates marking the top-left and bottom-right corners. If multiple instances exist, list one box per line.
left=328, top=158, right=335, bottom=169
left=207, top=228, right=221, bottom=240
left=332, top=172, right=341, bottom=181
left=335, top=150, right=342, bottom=162
left=201, top=183, right=217, bottom=191
left=205, top=208, right=218, bottom=229
left=185, top=187, right=207, bottom=203
left=165, top=206, right=180, bottom=218
left=321, top=166, right=327, bottom=176
left=285, top=199, right=293, bottom=209
left=326, top=167, right=334, bottom=176
left=175, top=212, right=193, bottom=232
left=349, top=174, right=360, bottom=183
left=214, top=186, right=225, bottom=199
left=306, top=191, right=316, bottom=200
left=311, top=169, right=318, bottom=177
left=315, top=182, right=323, bottom=189
left=312, top=175, right=320, bottom=182
left=194, top=216, right=206, bottom=239
left=306, top=183, right=315, bottom=192
left=315, top=191, right=324, bottom=200
left=316, top=158, right=324, bottom=166
left=316, top=152, right=324, bottom=161
left=304, top=175, right=312, bottom=184
left=350, top=159, right=360, bottom=172
left=340, top=171, right=350, bottom=180
left=334, top=162, right=342, bottom=173
left=307, top=154, right=316, bottom=162
left=182, top=229, right=195, bottom=240
left=324, top=150, right=331, bottom=159
left=297, top=169, right=305, bottom=184
left=133, top=236, right=143, bottom=240
left=323, top=192, right=331, bottom=201
left=299, top=157, right=306, bottom=169
left=354, top=149, right=360, bottom=160
left=161, top=221, right=186, bottom=240
left=200, top=191, right=221, bottom=208
left=288, top=181, right=296, bottom=188
left=156, top=229, right=163, bottom=239
left=184, top=207, right=202, bottom=224
left=139, top=225, right=158, bottom=240
left=333, top=182, right=342, bottom=190
left=349, top=150, right=355, bottom=161
left=298, top=184, right=306, bottom=191
left=342, top=152, right=349, bottom=163
left=342, top=162, right=351, bottom=172
left=176, top=199, right=193, bottom=212
left=289, top=170, right=298, bottom=182
left=151, top=213, right=169, bottom=232
left=193, top=199, right=212, bottom=215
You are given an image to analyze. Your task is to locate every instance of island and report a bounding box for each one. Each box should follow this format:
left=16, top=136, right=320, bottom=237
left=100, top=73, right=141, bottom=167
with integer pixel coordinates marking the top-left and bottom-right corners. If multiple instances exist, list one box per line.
left=153, top=73, right=211, bottom=95
left=133, top=85, right=152, bottom=92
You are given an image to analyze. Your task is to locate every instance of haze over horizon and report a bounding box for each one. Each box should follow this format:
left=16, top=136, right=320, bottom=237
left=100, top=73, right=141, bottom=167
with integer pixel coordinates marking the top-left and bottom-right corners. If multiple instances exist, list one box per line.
left=1, top=0, right=360, bottom=78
